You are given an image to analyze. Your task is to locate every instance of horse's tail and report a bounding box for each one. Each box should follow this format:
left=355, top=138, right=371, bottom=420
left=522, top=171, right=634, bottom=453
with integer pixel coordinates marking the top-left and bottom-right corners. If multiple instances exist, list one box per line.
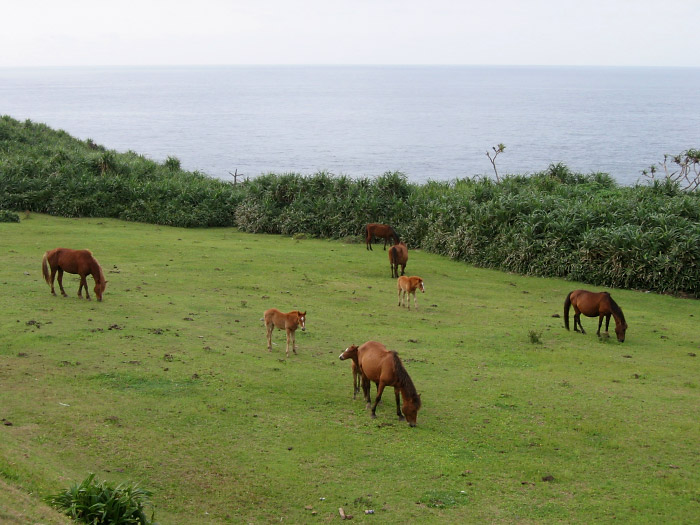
left=564, top=291, right=572, bottom=330
left=388, top=245, right=397, bottom=264
left=41, top=252, right=51, bottom=286
left=392, top=352, right=421, bottom=407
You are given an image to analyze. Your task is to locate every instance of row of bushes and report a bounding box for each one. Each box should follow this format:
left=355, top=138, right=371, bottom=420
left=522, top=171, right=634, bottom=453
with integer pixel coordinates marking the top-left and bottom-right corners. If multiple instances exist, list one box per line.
left=2, top=115, right=699, bottom=296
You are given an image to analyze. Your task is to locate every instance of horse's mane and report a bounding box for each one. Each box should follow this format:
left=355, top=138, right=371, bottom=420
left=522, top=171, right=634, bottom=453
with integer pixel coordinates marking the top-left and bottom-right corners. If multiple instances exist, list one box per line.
left=92, top=256, right=106, bottom=284
left=607, top=295, right=626, bottom=324
left=391, top=352, right=421, bottom=407
left=390, top=227, right=400, bottom=244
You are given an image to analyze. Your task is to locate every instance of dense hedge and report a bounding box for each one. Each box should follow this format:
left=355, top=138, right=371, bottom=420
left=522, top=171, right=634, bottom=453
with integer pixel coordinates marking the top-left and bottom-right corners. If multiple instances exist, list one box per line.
left=2, top=115, right=699, bottom=296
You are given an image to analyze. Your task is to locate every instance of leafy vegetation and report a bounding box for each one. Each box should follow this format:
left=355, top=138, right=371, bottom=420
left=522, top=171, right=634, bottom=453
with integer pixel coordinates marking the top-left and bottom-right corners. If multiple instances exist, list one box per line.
left=46, top=473, right=155, bottom=524
left=1, top=115, right=699, bottom=296
left=0, top=209, right=20, bottom=222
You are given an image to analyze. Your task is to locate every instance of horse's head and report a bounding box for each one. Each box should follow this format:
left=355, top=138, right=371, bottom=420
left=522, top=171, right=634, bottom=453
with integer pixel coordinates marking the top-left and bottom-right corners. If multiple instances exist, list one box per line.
left=417, top=278, right=425, bottom=293
left=403, top=393, right=421, bottom=427
left=95, top=280, right=107, bottom=302
left=615, top=322, right=628, bottom=342
left=339, top=345, right=359, bottom=361
left=298, top=311, right=306, bottom=331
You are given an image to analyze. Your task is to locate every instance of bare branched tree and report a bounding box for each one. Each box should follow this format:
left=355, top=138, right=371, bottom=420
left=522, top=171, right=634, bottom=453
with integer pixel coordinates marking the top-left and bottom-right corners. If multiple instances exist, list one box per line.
left=642, top=149, right=700, bottom=191
left=486, top=143, right=506, bottom=182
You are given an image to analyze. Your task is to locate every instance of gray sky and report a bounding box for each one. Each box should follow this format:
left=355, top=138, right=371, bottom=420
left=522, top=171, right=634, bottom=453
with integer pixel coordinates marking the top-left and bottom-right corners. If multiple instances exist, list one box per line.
left=2, top=0, right=699, bottom=67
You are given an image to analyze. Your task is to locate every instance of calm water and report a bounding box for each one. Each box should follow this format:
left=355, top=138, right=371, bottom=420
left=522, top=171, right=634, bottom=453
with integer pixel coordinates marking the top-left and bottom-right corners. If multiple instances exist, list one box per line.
left=2, top=65, right=699, bottom=185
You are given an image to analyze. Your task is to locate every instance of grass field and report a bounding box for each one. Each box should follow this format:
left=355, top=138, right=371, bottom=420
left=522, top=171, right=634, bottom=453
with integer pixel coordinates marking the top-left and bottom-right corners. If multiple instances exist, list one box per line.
left=1, top=214, right=698, bottom=523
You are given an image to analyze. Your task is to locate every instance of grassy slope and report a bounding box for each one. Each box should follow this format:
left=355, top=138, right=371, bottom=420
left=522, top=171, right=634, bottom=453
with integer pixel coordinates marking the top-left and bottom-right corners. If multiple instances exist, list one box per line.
left=1, top=214, right=698, bottom=523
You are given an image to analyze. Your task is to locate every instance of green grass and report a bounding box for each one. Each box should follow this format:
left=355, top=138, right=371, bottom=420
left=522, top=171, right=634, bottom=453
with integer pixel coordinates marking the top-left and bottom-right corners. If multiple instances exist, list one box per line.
left=1, top=214, right=699, bottom=523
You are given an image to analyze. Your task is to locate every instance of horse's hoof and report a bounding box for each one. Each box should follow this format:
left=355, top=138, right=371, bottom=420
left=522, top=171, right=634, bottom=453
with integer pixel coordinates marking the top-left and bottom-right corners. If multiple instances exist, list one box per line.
left=370, top=414, right=377, bottom=419
left=398, top=416, right=405, bottom=421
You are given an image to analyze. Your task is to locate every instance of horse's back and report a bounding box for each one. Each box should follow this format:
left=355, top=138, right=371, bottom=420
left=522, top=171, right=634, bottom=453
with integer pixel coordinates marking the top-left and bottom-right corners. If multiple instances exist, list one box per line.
left=358, top=341, right=394, bottom=382
left=394, top=243, right=408, bottom=262
left=49, top=248, right=95, bottom=273
left=569, top=289, right=610, bottom=315
left=405, top=276, right=422, bottom=291
left=263, top=308, right=282, bottom=324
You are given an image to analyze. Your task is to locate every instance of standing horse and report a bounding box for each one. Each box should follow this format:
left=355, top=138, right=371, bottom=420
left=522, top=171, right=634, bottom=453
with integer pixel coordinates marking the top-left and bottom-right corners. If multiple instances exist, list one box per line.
left=388, top=242, right=408, bottom=278
left=338, top=344, right=362, bottom=399
left=564, top=290, right=628, bottom=342
left=340, top=341, right=421, bottom=427
left=365, top=223, right=400, bottom=251
left=397, top=275, right=425, bottom=310
left=42, top=248, right=107, bottom=301
left=263, top=308, right=306, bottom=357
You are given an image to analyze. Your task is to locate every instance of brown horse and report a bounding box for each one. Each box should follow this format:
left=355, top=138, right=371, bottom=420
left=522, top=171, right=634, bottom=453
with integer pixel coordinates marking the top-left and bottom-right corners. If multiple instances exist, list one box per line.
left=42, top=248, right=107, bottom=301
left=388, top=242, right=408, bottom=278
left=564, top=290, right=628, bottom=342
left=339, top=345, right=362, bottom=399
left=397, top=275, right=425, bottom=310
left=263, top=308, right=306, bottom=357
left=340, top=341, right=421, bottom=427
left=365, top=223, right=400, bottom=251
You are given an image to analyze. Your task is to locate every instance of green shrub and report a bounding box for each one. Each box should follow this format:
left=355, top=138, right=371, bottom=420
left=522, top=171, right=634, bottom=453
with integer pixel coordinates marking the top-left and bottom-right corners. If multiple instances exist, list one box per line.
left=0, top=209, right=20, bottom=222
left=46, top=473, right=156, bottom=524
left=1, top=114, right=698, bottom=296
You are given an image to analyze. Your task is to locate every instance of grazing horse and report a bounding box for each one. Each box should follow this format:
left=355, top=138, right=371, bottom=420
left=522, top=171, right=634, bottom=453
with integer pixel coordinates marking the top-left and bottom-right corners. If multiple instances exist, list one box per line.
left=338, top=344, right=362, bottom=399
left=263, top=308, right=306, bottom=357
left=397, top=275, right=425, bottom=310
left=42, top=248, right=107, bottom=301
left=564, top=290, right=628, bottom=342
left=340, top=341, right=421, bottom=427
left=388, top=242, right=408, bottom=278
left=365, top=223, right=400, bottom=251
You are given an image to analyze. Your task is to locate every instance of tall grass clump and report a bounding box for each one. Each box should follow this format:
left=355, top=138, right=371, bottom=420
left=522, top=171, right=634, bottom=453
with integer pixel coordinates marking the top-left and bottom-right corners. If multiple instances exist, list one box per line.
left=46, top=473, right=156, bottom=524
left=1, top=115, right=699, bottom=296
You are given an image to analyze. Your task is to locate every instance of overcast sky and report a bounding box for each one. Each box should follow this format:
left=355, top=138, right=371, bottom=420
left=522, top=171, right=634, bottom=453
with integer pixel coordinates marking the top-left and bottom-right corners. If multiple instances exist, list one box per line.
left=2, top=0, right=698, bottom=68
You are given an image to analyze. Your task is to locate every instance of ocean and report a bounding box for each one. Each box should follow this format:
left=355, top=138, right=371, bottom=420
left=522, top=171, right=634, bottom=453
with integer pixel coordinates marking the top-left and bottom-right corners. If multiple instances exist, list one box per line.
left=1, top=65, right=699, bottom=185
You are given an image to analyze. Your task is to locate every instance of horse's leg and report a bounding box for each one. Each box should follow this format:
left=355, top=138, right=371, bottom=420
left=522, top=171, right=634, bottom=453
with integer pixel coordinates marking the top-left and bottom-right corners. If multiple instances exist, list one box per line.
left=83, top=276, right=91, bottom=300
left=284, top=329, right=291, bottom=357
left=397, top=287, right=402, bottom=307
left=573, top=308, right=584, bottom=333
left=57, top=269, right=68, bottom=296
left=291, top=328, right=297, bottom=354
left=266, top=324, right=273, bottom=352
left=361, top=376, right=371, bottom=408
left=605, top=314, right=611, bottom=334
left=407, top=290, right=411, bottom=311
left=597, top=315, right=604, bottom=337
left=395, top=388, right=405, bottom=421
left=400, top=264, right=405, bottom=276
left=412, top=290, right=417, bottom=310
left=49, top=267, right=58, bottom=295
left=371, top=382, right=386, bottom=418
